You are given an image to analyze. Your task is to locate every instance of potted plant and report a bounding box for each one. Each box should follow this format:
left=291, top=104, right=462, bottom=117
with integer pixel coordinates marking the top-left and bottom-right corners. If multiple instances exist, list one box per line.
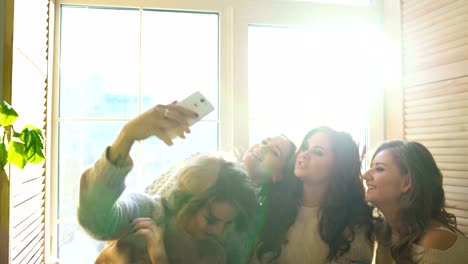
left=0, top=101, right=45, bottom=169
left=0, top=100, right=45, bottom=263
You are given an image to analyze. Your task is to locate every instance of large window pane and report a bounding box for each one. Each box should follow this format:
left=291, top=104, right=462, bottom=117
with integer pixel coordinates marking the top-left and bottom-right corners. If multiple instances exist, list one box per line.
left=58, top=7, right=219, bottom=263
left=60, top=7, right=140, bottom=119
left=141, top=10, right=219, bottom=120
left=58, top=224, right=105, bottom=264
left=58, top=121, right=134, bottom=219
left=141, top=122, right=218, bottom=189
left=248, top=22, right=382, bottom=145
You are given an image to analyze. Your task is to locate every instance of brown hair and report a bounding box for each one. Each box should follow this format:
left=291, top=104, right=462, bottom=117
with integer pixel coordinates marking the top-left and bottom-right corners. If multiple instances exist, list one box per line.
left=372, top=140, right=457, bottom=263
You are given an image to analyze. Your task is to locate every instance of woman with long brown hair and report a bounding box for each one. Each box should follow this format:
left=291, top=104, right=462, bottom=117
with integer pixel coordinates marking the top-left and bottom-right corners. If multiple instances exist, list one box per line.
left=363, top=140, right=468, bottom=263
left=254, top=126, right=375, bottom=263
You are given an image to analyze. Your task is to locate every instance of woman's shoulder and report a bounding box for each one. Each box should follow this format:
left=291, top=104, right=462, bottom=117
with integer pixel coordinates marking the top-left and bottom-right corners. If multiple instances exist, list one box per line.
left=416, top=221, right=458, bottom=251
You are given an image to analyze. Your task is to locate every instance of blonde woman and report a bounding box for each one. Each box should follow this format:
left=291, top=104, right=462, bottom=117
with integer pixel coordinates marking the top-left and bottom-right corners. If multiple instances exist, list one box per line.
left=78, top=102, right=257, bottom=264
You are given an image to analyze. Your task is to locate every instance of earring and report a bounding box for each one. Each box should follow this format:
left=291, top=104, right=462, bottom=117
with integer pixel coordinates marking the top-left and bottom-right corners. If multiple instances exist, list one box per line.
left=401, top=193, right=407, bottom=201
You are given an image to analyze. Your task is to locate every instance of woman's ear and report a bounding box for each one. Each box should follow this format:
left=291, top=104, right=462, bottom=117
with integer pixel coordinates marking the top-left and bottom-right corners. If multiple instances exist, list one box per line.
left=401, top=173, right=412, bottom=194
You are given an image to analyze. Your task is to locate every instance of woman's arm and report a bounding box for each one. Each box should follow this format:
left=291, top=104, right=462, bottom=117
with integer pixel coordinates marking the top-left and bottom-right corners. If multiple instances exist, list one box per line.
left=77, top=103, right=196, bottom=240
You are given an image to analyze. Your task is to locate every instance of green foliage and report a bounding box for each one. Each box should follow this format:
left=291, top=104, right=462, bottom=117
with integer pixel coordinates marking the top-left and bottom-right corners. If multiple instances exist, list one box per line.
left=0, top=101, right=45, bottom=169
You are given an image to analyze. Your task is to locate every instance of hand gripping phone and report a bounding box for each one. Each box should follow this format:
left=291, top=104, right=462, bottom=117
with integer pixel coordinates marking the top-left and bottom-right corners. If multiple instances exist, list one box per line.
left=167, top=91, right=215, bottom=139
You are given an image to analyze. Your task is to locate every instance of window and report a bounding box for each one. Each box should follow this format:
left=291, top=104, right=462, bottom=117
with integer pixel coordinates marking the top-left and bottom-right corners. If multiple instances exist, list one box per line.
left=248, top=21, right=384, bottom=146
left=52, top=1, right=383, bottom=262
left=57, top=6, right=219, bottom=263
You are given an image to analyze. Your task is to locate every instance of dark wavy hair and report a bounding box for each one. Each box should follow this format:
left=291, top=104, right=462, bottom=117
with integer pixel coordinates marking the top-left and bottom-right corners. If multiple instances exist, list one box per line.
left=252, top=135, right=299, bottom=261
left=372, top=140, right=457, bottom=264
left=257, top=126, right=374, bottom=262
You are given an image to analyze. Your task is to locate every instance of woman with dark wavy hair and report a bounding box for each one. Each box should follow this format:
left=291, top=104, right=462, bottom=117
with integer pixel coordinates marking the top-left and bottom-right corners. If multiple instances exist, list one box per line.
left=254, top=126, right=375, bottom=263
left=363, top=140, right=468, bottom=264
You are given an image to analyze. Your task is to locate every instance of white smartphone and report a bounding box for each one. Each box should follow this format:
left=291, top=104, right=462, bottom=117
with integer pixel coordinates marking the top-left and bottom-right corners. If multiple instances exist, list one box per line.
left=167, top=91, right=215, bottom=139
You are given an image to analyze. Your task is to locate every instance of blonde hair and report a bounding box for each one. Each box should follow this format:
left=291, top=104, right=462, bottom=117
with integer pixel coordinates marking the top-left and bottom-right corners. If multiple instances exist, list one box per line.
left=163, top=153, right=257, bottom=233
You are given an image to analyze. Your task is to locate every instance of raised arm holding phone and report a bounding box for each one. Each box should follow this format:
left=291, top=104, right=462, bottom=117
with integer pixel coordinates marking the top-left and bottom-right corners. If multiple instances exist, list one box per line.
left=77, top=96, right=257, bottom=264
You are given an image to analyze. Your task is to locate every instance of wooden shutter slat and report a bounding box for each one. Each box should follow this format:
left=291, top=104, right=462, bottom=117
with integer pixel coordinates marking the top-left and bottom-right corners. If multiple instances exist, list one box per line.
left=459, top=225, right=468, bottom=234
left=445, top=178, right=468, bottom=188
left=24, top=249, right=44, bottom=264
left=405, top=131, right=468, bottom=141
left=11, top=210, right=43, bottom=238
left=406, top=116, right=468, bottom=128
left=443, top=170, right=468, bottom=179
left=447, top=208, right=468, bottom=218
left=404, top=60, right=468, bottom=88
left=405, top=82, right=468, bottom=100
left=444, top=185, right=468, bottom=194
left=446, top=199, right=468, bottom=210
left=402, top=0, right=456, bottom=18
left=406, top=99, right=468, bottom=114
left=418, top=140, right=468, bottom=148
left=438, top=163, right=468, bottom=171
left=405, top=44, right=468, bottom=72
left=424, top=148, right=468, bottom=156
left=402, top=25, right=468, bottom=58
left=435, top=155, right=468, bottom=164
left=11, top=177, right=45, bottom=196
left=403, top=0, right=461, bottom=29
left=405, top=108, right=468, bottom=121
left=405, top=35, right=468, bottom=60
left=405, top=124, right=468, bottom=135
left=13, top=189, right=44, bottom=208
left=12, top=229, right=43, bottom=262
left=405, top=75, right=468, bottom=94
left=403, top=3, right=468, bottom=36
left=446, top=192, right=468, bottom=202
left=405, top=91, right=468, bottom=107
left=17, top=240, right=43, bottom=264
left=12, top=216, right=43, bottom=250
left=11, top=197, right=44, bottom=224
left=403, top=20, right=468, bottom=51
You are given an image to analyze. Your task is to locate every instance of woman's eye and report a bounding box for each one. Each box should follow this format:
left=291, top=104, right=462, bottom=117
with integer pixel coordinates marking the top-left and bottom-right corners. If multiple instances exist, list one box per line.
left=376, top=167, right=384, bottom=172
left=205, top=216, right=218, bottom=225
left=313, top=150, right=324, bottom=156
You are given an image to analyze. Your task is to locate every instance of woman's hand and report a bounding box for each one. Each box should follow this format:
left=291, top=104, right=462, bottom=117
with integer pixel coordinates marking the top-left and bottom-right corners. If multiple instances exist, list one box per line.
left=123, top=102, right=196, bottom=145
left=108, top=102, right=197, bottom=166
left=132, top=217, right=169, bottom=264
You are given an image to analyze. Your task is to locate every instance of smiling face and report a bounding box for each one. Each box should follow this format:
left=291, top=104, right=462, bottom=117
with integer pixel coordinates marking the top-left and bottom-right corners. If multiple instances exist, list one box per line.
left=242, top=135, right=294, bottom=185
left=363, top=149, right=411, bottom=210
left=184, top=200, right=237, bottom=240
left=294, top=132, right=334, bottom=184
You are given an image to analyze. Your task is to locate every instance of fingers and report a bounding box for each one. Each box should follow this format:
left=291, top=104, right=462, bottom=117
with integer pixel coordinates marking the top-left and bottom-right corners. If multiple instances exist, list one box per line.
left=131, top=218, right=163, bottom=241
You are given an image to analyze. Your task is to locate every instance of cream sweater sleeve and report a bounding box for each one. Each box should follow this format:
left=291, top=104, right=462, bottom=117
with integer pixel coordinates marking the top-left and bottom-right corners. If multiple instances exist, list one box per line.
left=77, top=147, right=161, bottom=241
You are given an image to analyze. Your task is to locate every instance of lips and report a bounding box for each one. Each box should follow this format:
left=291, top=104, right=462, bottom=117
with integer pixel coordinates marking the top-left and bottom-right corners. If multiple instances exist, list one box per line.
left=296, top=159, right=306, bottom=169
left=366, top=185, right=376, bottom=191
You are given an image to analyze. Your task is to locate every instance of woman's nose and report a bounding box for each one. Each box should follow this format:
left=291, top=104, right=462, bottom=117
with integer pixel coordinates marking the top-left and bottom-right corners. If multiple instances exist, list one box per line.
left=362, top=169, right=371, bottom=180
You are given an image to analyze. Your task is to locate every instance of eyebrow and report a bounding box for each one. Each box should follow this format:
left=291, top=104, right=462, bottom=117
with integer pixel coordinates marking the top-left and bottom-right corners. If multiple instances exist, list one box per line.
left=373, top=162, right=387, bottom=167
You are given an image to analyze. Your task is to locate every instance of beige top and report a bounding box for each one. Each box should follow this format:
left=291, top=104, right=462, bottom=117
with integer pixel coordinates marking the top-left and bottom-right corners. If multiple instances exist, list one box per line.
left=375, top=228, right=468, bottom=264
left=255, top=206, right=373, bottom=264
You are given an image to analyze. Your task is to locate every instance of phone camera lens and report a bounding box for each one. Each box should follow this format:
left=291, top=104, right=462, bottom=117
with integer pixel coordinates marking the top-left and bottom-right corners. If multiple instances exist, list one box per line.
left=200, top=98, right=205, bottom=103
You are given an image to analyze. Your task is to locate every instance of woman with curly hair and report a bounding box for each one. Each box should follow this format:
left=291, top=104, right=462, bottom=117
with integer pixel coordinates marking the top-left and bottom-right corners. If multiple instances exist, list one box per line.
left=363, top=140, right=468, bottom=264
left=78, top=102, right=258, bottom=264
left=254, top=126, right=375, bottom=263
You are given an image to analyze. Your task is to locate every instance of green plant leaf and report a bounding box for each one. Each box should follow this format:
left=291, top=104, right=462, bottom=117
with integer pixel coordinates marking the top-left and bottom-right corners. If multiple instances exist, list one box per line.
left=0, top=101, right=19, bottom=127
left=8, top=141, right=27, bottom=169
left=19, top=126, right=45, bottom=164
left=0, top=143, right=7, bottom=168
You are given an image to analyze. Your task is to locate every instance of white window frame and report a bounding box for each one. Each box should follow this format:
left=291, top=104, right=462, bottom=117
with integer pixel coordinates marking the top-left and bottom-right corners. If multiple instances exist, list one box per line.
left=48, top=0, right=385, bottom=260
